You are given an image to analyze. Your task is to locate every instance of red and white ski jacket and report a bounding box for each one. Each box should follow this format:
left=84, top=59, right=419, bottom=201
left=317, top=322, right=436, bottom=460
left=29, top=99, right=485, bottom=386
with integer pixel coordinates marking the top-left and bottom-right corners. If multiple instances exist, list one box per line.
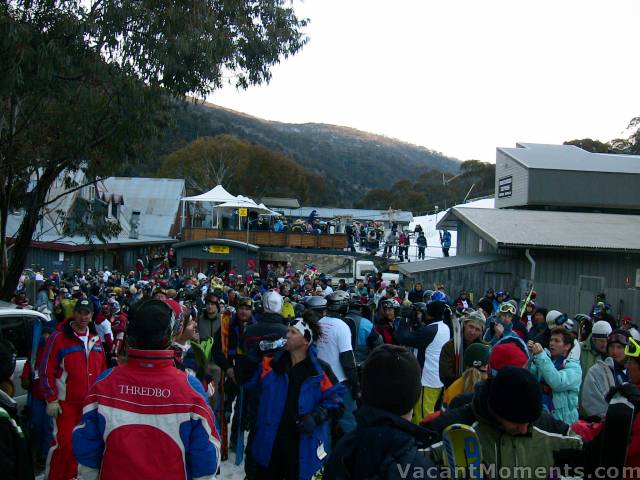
left=40, top=321, right=107, bottom=403
left=72, top=349, right=220, bottom=480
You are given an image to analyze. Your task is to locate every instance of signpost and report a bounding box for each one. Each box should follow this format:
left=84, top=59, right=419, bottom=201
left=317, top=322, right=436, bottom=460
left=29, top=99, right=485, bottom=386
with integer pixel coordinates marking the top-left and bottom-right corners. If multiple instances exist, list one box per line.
left=238, top=208, right=247, bottom=217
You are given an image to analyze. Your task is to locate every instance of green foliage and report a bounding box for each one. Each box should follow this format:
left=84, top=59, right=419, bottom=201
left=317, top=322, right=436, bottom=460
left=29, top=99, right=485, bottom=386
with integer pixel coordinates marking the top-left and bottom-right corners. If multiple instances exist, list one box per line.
left=157, top=134, right=326, bottom=203
left=563, top=139, right=610, bottom=153
left=355, top=160, right=496, bottom=212
left=0, top=0, right=307, bottom=298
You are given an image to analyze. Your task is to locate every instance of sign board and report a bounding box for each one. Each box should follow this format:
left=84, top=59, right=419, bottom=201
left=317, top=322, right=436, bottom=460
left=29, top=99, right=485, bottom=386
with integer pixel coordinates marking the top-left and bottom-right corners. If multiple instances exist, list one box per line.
left=498, top=176, right=513, bottom=198
left=238, top=208, right=248, bottom=217
left=207, top=245, right=230, bottom=254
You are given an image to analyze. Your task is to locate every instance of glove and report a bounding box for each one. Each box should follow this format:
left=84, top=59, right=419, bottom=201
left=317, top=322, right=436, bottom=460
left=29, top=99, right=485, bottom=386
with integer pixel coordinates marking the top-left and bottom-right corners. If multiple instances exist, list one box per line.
left=296, top=407, right=328, bottom=435
left=606, top=383, right=640, bottom=412
left=46, top=400, right=62, bottom=417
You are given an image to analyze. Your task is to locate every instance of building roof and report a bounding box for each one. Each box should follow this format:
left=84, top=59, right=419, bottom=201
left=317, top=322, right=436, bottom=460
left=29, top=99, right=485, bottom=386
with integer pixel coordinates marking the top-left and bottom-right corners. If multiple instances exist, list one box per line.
left=498, top=143, right=640, bottom=174
left=398, top=255, right=505, bottom=276
left=437, top=207, right=640, bottom=252
left=279, top=207, right=414, bottom=224
left=7, top=177, right=185, bottom=248
left=261, top=197, right=301, bottom=209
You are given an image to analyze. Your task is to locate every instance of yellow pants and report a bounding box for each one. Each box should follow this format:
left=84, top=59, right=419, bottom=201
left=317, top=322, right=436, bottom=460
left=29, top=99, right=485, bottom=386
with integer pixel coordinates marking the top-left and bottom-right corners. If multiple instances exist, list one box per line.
left=413, top=386, right=442, bottom=424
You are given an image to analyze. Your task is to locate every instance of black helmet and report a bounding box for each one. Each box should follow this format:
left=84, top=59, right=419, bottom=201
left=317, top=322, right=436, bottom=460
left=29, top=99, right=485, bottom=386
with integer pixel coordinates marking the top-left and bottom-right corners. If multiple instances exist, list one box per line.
left=304, top=296, right=328, bottom=312
left=127, top=299, right=181, bottom=350
left=327, top=290, right=350, bottom=313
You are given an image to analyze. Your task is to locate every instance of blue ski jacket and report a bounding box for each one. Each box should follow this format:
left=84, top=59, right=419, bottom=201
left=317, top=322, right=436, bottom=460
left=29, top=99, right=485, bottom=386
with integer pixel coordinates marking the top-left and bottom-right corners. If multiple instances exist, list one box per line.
left=244, top=346, right=345, bottom=480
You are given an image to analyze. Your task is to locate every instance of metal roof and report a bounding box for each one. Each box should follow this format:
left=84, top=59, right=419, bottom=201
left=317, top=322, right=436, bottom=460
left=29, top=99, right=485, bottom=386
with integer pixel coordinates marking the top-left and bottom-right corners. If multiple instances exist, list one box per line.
left=499, top=143, right=640, bottom=174
left=7, top=177, right=184, bottom=247
left=260, top=197, right=301, bottom=209
left=438, top=207, right=640, bottom=252
left=398, top=255, right=505, bottom=276
left=278, top=207, right=414, bottom=224
left=102, top=177, right=185, bottom=238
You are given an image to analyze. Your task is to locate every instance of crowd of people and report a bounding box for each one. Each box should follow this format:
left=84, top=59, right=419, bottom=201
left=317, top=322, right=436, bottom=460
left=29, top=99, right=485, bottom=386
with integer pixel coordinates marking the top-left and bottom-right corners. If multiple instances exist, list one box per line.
left=2, top=262, right=640, bottom=479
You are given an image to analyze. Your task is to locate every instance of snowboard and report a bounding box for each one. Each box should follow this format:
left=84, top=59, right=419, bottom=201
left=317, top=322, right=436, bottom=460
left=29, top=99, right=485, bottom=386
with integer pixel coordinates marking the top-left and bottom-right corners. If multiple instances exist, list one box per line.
left=442, top=423, right=483, bottom=479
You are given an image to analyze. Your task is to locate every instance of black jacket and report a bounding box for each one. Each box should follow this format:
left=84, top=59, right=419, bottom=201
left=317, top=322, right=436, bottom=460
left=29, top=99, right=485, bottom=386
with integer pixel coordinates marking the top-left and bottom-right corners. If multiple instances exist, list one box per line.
left=0, top=390, right=34, bottom=480
left=423, top=380, right=570, bottom=442
left=324, top=405, right=437, bottom=479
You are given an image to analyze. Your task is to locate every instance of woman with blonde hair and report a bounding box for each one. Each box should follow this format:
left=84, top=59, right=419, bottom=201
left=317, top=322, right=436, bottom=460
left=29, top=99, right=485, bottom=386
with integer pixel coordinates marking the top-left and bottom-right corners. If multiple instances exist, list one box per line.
left=443, top=343, right=491, bottom=409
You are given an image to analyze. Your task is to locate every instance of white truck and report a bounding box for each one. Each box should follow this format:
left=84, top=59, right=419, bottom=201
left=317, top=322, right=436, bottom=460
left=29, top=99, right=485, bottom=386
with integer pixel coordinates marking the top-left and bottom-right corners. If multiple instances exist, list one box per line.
left=330, top=259, right=399, bottom=286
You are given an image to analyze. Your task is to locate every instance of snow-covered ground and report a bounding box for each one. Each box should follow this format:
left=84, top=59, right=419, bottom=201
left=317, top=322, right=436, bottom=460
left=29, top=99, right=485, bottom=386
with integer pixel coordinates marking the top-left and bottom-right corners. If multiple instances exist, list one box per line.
left=357, top=197, right=495, bottom=262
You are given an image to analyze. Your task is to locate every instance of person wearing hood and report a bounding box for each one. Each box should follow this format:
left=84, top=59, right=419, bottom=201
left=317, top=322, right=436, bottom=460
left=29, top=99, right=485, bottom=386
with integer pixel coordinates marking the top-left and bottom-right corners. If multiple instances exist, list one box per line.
left=0, top=339, right=35, bottom=480
left=483, top=302, right=520, bottom=345
left=241, top=311, right=345, bottom=480
left=581, top=329, right=630, bottom=419
left=324, top=344, right=437, bottom=479
left=529, top=328, right=582, bottom=424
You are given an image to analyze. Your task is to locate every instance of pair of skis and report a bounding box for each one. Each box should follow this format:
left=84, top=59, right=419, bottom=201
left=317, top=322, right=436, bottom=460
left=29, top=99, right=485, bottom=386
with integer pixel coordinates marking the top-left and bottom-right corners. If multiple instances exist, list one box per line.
left=218, top=309, right=245, bottom=465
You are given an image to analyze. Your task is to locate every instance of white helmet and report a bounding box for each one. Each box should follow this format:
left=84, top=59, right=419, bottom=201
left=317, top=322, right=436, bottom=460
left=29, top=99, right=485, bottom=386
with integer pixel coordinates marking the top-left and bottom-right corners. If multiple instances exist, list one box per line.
left=546, top=310, right=567, bottom=328
left=263, top=290, right=284, bottom=315
left=591, top=320, right=613, bottom=339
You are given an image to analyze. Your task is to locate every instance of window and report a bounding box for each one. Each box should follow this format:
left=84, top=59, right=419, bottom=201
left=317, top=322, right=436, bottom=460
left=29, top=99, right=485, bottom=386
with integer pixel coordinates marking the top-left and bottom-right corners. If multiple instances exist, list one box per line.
left=0, top=315, right=37, bottom=358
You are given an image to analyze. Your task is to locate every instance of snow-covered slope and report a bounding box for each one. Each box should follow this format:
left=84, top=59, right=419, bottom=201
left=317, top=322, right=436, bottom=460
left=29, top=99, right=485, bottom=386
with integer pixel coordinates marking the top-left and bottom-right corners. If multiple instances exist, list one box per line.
left=402, top=197, right=494, bottom=261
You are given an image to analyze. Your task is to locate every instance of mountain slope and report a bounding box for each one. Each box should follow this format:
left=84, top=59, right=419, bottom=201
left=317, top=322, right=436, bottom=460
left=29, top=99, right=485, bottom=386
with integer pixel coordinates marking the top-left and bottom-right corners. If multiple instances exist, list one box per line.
left=140, top=101, right=461, bottom=206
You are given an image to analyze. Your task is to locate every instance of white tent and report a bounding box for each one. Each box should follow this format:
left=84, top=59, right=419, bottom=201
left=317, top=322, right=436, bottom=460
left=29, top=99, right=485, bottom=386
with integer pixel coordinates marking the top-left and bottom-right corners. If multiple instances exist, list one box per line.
left=181, top=185, right=238, bottom=230
left=181, top=185, right=237, bottom=203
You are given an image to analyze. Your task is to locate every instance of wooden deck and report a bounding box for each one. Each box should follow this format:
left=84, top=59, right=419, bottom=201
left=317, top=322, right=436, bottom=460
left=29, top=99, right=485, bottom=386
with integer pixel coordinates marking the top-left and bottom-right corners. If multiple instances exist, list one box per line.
left=183, top=228, right=348, bottom=249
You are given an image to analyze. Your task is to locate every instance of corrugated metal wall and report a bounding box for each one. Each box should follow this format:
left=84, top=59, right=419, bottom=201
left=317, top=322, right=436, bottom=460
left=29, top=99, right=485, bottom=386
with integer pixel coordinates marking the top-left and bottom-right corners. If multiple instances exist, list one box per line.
left=403, top=248, right=640, bottom=318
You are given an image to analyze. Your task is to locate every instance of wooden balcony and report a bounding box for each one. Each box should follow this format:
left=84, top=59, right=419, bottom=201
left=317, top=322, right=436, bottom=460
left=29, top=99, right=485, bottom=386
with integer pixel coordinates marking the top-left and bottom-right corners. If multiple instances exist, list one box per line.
left=183, top=228, right=348, bottom=249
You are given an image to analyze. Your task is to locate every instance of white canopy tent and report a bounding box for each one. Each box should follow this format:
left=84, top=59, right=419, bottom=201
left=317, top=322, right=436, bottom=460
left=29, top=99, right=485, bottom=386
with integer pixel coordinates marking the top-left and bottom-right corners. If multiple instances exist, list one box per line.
left=181, top=185, right=239, bottom=230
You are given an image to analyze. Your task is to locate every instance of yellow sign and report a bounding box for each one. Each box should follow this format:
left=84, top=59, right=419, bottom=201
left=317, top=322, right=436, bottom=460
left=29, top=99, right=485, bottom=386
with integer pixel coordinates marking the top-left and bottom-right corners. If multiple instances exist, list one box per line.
left=238, top=208, right=248, bottom=217
left=207, top=245, right=230, bottom=254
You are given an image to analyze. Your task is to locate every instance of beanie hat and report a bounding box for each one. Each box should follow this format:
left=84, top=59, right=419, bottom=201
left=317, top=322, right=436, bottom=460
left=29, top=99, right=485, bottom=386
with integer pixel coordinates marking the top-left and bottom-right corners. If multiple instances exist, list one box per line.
left=592, top=320, right=613, bottom=339
left=608, top=329, right=630, bottom=347
left=488, top=366, right=542, bottom=424
left=426, top=301, right=448, bottom=320
left=464, top=310, right=486, bottom=329
left=487, top=337, right=529, bottom=379
left=463, top=343, right=491, bottom=370
left=362, top=345, right=422, bottom=416
left=127, top=299, right=179, bottom=349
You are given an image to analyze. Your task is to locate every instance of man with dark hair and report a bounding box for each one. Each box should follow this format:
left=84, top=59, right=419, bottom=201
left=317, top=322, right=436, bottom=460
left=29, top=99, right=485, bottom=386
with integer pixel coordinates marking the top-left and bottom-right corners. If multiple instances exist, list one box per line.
left=241, top=312, right=344, bottom=479
left=529, top=328, right=582, bottom=424
left=325, top=344, right=436, bottom=479
left=73, top=299, right=220, bottom=479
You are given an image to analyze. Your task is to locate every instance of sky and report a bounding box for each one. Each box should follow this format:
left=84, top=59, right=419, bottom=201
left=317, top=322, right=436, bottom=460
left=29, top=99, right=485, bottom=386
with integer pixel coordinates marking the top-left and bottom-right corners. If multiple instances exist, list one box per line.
left=209, top=0, right=640, bottom=162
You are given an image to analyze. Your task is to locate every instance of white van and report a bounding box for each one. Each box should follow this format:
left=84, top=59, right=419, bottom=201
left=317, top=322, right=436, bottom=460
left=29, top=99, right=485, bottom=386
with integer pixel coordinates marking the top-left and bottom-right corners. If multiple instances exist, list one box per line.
left=0, top=301, right=50, bottom=413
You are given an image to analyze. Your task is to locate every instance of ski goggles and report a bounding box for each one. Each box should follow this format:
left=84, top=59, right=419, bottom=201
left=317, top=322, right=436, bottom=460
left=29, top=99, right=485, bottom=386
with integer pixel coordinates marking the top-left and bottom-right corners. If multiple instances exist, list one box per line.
left=625, top=337, right=640, bottom=358
left=498, top=303, right=516, bottom=315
